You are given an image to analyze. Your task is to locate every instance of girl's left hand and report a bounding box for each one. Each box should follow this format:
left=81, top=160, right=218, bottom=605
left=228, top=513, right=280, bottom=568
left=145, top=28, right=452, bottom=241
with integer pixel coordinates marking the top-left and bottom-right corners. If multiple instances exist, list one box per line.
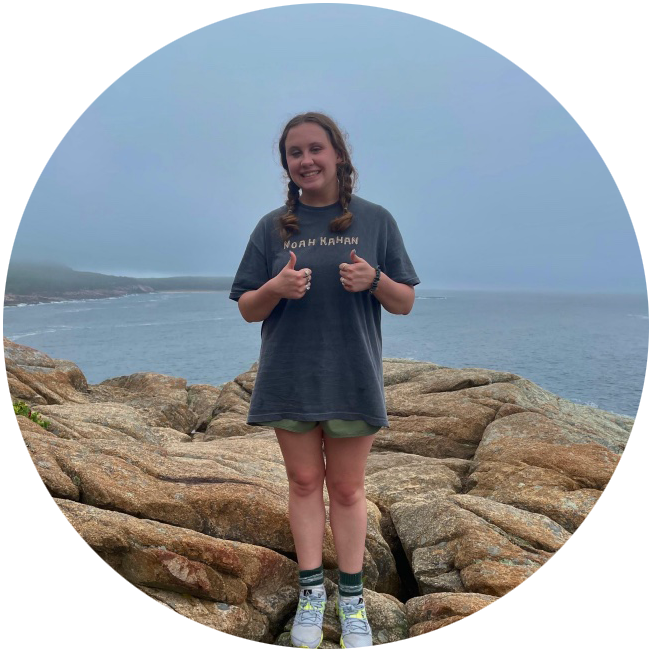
left=339, top=249, right=376, bottom=292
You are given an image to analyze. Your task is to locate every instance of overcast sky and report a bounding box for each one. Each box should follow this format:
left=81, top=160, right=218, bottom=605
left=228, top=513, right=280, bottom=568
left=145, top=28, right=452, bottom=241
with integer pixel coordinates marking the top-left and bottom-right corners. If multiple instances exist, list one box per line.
left=10, top=3, right=644, bottom=293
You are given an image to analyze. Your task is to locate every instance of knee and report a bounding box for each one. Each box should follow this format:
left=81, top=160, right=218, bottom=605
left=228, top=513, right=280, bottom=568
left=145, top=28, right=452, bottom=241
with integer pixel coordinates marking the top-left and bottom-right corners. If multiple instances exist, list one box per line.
left=327, top=479, right=365, bottom=507
left=287, top=468, right=325, bottom=497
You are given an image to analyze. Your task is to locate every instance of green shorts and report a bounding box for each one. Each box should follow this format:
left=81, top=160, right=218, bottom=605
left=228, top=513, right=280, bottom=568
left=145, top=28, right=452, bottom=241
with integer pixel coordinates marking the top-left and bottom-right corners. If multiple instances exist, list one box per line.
left=255, top=418, right=381, bottom=438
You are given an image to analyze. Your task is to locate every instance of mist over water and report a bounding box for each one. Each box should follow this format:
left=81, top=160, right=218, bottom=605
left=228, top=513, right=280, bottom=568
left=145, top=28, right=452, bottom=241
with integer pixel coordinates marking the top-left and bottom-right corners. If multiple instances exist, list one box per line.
left=4, top=289, right=648, bottom=417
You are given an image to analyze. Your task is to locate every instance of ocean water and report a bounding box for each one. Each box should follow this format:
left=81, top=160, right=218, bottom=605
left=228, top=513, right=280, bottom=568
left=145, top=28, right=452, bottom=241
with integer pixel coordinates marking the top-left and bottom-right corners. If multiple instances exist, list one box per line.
left=3, top=289, right=648, bottom=418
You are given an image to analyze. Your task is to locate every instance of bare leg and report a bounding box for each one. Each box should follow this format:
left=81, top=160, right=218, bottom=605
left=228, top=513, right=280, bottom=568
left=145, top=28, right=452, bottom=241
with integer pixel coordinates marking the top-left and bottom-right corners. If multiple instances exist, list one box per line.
left=275, top=425, right=326, bottom=570
left=323, top=434, right=375, bottom=573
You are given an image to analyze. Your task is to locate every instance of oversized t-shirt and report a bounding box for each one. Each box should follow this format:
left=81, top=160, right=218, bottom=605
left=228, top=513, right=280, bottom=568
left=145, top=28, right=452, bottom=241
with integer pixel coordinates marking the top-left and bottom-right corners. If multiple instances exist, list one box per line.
left=229, top=195, right=420, bottom=427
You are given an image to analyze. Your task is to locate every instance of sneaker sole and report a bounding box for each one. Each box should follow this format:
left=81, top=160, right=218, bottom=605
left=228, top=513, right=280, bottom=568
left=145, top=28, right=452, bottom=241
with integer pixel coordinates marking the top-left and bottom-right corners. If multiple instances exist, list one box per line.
left=294, top=631, right=323, bottom=648
left=340, top=635, right=373, bottom=648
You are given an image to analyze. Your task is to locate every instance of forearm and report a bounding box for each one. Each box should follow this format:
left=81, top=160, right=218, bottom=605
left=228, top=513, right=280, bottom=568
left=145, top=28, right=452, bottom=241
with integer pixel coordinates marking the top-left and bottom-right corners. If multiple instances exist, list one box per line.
left=237, top=280, right=282, bottom=322
left=372, top=272, right=415, bottom=315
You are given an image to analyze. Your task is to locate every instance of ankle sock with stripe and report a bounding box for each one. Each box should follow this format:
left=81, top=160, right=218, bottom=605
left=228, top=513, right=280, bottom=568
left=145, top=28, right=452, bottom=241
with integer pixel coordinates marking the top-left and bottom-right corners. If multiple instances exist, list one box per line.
left=338, top=569, right=363, bottom=597
left=299, top=564, right=324, bottom=588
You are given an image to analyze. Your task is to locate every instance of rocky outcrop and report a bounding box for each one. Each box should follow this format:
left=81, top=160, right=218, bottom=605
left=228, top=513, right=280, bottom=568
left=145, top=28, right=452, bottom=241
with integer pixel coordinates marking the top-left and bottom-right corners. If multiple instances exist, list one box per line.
left=5, top=338, right=633, bottom=644
left=405, top=592, right=497, bottom=635
left=57, top=498, right=297, bottom=642
left=5, top=336, right=89, bottom=404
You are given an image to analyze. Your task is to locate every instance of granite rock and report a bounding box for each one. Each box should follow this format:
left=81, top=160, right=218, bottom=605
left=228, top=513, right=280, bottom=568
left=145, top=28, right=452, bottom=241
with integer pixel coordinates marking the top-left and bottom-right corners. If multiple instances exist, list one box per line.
left=6, top=343, right=634, bottom=644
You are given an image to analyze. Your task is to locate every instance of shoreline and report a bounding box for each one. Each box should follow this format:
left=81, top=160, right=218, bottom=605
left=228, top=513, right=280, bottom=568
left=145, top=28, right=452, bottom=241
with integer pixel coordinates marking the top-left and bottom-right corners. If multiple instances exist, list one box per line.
left=4, top=289, right=227, bottom=307
left=158, top=290, right=224, bottom=294
left=6, top=284, right=646, bottom=308
left=4, top=290, right=151, bottom=307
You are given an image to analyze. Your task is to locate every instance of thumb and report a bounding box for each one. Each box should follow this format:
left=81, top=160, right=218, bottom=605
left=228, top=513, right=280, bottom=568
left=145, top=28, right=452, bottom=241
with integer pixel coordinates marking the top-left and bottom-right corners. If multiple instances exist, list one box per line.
left=286, top=251, right=296, bottom=269
left=350, top=249, right=363, bottom=263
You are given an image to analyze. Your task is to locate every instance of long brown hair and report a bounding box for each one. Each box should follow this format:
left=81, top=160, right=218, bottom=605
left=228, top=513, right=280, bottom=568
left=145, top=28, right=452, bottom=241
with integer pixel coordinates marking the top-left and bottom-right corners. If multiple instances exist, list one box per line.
left=277, top=112, right=357, bottom=241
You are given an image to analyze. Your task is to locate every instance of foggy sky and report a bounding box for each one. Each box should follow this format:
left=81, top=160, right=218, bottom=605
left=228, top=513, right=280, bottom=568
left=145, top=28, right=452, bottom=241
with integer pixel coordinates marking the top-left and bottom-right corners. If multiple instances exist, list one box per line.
left=10, top=4, right=645, bottom=293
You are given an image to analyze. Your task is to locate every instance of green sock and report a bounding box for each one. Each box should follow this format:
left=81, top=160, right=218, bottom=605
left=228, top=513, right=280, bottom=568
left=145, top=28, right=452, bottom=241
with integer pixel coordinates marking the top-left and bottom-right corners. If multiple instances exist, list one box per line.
left=299, top=565, right=324, bottom=588
left=338, top=569, right=363, bottom=597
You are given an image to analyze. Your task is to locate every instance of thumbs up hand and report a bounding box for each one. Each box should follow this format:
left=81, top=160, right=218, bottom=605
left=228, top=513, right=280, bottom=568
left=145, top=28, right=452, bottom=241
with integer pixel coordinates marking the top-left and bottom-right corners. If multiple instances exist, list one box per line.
left=269, top=251, right=312, bottom=300
left=339, top=249, right=376, bottom=292
left=350, top=250, right=363, bottom=265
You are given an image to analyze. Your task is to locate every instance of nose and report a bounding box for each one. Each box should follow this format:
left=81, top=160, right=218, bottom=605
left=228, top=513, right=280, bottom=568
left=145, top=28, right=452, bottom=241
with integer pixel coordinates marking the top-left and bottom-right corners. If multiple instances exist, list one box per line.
left=300, top=152, right=314, bottom=167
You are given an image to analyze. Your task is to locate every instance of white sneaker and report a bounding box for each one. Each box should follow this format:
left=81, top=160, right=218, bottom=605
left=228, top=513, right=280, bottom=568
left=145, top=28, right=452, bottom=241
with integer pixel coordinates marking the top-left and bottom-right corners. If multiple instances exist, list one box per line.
left=290, top=585, right=327, bottom=648
left=339, top=595, right=372, bottom=648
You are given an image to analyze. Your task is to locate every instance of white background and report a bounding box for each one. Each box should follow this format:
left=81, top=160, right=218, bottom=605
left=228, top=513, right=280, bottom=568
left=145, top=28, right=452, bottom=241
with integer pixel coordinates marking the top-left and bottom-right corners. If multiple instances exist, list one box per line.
left=1, top=2, right=649, bottom=650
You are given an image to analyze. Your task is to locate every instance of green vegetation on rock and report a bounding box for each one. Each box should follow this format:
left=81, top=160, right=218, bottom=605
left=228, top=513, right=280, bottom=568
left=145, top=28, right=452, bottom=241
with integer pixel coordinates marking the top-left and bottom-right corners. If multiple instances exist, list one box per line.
left=13, top=400, right=50, bottom=429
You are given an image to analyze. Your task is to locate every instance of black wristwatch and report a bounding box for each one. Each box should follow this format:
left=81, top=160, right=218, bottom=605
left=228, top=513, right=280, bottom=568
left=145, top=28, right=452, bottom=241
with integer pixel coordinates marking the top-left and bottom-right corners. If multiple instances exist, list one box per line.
left=369, top=266, right=381, bottom=294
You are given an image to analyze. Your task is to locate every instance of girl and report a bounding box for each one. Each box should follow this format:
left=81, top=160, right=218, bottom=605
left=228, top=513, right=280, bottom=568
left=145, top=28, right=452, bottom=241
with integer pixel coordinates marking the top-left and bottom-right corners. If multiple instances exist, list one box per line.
left=229, top=112, right=419, bottom=648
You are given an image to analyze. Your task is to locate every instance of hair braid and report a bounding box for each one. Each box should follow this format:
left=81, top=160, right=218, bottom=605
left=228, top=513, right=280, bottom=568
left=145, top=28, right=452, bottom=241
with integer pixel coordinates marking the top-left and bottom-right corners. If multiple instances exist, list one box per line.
left=329, top=162, right=355, bottom=233
left=278, top=179, right=301, bottom=241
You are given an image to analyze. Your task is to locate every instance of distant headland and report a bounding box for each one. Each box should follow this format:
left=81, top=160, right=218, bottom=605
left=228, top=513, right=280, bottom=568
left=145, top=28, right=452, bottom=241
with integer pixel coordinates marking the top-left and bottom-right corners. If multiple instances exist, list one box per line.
left=4, top=262, right=234, bottom=307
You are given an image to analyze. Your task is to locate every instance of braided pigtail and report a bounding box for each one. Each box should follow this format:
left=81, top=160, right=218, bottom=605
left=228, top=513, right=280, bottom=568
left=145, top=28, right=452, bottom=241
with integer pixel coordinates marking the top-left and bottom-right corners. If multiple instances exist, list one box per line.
left=329, top=161, right=356, bottom=233
left=278, top=179, right=301, bottom=241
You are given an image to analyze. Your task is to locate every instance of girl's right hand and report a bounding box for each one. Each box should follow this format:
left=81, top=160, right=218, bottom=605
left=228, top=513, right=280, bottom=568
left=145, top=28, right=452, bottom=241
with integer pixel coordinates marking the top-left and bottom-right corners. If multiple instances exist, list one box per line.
left=270, top=251, right=312, bottom=299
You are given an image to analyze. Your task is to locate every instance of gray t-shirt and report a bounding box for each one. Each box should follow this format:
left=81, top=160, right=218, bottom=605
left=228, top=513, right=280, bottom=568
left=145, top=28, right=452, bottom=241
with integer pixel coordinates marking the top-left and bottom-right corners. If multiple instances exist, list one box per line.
left=229, top=195, right=420, bottom=427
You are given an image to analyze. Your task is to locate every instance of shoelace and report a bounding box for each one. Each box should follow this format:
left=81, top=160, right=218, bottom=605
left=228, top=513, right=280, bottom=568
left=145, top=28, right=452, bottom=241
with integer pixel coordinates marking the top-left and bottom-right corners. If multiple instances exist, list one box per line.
left=340, top=600, right=370, bottom=635
left=296, top=590, right=326, bottom=626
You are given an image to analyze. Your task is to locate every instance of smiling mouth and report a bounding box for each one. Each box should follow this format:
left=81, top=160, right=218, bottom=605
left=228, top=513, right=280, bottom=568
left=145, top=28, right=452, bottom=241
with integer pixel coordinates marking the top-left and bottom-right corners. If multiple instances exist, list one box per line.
left=301, top=170, right=321, bottom=178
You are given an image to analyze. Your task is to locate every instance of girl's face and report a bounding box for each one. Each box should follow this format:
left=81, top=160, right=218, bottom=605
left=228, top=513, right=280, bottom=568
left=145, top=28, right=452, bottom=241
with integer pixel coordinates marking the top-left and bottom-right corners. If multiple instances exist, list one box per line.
left=284, top=122, right=342, bottom=206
